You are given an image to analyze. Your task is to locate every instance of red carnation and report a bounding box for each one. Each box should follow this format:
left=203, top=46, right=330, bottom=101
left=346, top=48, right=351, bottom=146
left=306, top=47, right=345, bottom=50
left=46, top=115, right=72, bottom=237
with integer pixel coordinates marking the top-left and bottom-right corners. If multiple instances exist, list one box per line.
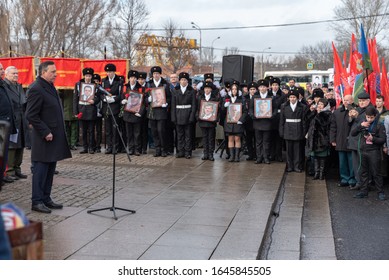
left=105, top=88, right=111, bottom=92
left=145, top=88, right=151, bottom=93
left=225, top=98, right=231, bottom=103
left=77, top=112, right=83, bottom=119
left=125, top=93, right=130, bottom=99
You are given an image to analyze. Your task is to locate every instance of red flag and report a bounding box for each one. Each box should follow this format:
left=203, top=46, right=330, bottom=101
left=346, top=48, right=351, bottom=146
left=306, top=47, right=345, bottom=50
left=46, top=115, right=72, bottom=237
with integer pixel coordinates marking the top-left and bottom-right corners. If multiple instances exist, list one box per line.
left=381, top=58, right=389, bottom=108
left=369, top=38, right=380, bottom=74
left=349, top=33, right=363, bottom=90
left=82, top=59, right=128, bottom=82
left=333, top=42, right=352, bottom=99
left=40, top=58, right=81, bottom=89
left=0, top=56, right=35, bottom=87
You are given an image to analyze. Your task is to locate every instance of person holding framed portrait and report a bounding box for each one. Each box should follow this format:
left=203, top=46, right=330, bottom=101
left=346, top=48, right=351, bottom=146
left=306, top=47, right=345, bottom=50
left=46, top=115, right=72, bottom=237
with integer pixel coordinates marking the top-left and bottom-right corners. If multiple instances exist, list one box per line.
left=73, top=68, right=100, bottom=154
left=171, top=72, right=197, bottom=159
left=146, top=66, right=171, bottom=157
left=196, top=82, right=220, bottom=161
left=121, top=70, right=143, bottom=156
left=221, top=80, right=247, bottom=162
left=249, top=79, right=274, bottom=164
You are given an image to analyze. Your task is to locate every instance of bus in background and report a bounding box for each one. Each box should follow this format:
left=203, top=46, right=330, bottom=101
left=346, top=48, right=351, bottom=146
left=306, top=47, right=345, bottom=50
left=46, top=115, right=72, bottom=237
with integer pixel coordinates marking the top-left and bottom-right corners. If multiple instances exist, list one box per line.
left=264, top=69, right=334, bottom=89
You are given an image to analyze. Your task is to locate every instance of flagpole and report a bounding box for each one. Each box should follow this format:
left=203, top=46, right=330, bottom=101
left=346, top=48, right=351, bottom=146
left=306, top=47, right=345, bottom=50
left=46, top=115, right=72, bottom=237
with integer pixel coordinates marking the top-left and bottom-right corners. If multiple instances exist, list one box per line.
left=365, top=68, right=370, bottom=95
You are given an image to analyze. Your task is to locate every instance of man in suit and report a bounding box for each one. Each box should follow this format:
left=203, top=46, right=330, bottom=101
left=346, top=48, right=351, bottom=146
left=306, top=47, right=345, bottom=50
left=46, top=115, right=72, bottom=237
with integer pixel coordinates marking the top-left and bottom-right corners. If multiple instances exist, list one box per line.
left=26, top=61, right=72, bottom=214
left=3, top=66, right=28, bottom=180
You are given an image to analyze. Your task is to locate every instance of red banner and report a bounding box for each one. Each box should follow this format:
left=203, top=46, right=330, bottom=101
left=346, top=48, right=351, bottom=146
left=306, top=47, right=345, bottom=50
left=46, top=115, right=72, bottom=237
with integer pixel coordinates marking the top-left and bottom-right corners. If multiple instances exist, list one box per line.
left=0, top=56, right=35, bottom=87
left=40, top=58, right=81, bottom=89
left=82, top=59, right=128, bottom=81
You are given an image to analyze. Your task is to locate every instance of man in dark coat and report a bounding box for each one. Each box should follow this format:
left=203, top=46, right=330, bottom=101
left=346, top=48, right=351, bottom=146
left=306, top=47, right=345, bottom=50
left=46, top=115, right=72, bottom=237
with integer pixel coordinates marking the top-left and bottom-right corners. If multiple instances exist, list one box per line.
left=146, top=66, right=171, bottom=157
left=3, top=66, right=28, bottom=180
left=279, top=90, right=307, bottom=172
left=73, top=68, right=100, bottom=154
left=92, top=74, right=103, bottom=153
left=249, top=79, right=275, bottom=164
left=330, top=94, right=356, bottom=187
left=244, top=82, right=258, bottom=161
left=26, top=61, right=72, bottom=213
left=0, top=78, right=17, bottom=185
left=269, top=77, right=284, bottom=162
left=137, top=72, right=149, bottom=154
left=171, top=72, right=197, bottom=158
left=101, top=63, right=124, bottom=154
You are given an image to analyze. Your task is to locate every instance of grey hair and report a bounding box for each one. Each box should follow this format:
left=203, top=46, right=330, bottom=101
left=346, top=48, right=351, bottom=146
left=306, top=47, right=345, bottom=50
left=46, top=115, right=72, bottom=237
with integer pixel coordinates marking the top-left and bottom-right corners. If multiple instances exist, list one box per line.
left=5, top=66, right=17, bottom=75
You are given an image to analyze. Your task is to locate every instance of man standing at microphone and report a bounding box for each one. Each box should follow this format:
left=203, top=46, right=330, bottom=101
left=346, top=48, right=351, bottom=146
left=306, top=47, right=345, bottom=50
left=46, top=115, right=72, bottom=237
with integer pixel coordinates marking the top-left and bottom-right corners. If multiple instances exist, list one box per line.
left=26, top=61, right=72, bottom=213
left=101, top=63, right=123, bottom=154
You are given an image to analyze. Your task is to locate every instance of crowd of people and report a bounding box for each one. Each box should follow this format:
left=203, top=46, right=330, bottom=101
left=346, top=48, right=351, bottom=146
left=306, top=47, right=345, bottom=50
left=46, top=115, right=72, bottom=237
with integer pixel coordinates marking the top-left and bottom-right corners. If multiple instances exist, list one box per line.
left=0, top=61, right=387, bottom=215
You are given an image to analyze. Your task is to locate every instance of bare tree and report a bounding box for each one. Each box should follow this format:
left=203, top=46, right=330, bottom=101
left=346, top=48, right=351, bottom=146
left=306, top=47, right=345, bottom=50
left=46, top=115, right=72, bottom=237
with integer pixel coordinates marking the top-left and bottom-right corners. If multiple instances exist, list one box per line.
left=292, top=41, right=333, bottom=70
left=0, top=0, right=11, bottom=55
left=222, top=47, right=240, bottom=56
left=107, top=0, right=149, bottom=63
left=331, top=0, right=389, bottom=44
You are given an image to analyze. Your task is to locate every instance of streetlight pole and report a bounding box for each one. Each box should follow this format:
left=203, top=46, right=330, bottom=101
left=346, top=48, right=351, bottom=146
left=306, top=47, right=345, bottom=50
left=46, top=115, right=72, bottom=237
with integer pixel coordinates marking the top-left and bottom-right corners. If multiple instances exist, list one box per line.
left=191, top=21, right=202, bottom=73
left=211, top=36, right=220, bottom=73
left=261, top=47, right=271, bottom=78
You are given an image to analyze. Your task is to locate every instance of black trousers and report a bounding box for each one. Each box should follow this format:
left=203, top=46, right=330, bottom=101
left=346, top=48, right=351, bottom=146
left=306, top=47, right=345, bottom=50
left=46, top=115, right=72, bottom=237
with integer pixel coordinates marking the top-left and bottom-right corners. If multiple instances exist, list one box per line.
left=359, top=149, right=383, bottom=194
left=165, top=118, right=175, bottom=153
left=201, top=127, right=216, bottom=155
left=245, top=129, right=255, bottom=159
left=105, top=114, right=120, bottom=151
left=80, top=120, right=95, bottom=150
left=149, top=119, right=166, bottom=152
left=125, top=122, right=141, bottom=152
left=255, top=130, right=271, bottom=160
left=270, top=130, right=283, bottom=161
left=95, top=117, right=103, bottom=150
left=31, top=161, right=57, bottom=205
left=285, top=140, right=301, bottom=170
left=176, top=124, right=192, bottom=155
left=140, top=115, right=149, bottom=152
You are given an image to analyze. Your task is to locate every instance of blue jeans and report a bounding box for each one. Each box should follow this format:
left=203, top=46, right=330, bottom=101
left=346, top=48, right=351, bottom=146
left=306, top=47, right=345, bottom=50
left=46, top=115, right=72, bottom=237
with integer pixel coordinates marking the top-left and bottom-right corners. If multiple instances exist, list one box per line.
left=338, top=151, right=356, bottom=185
left=31, top=161, right=57, bottom=205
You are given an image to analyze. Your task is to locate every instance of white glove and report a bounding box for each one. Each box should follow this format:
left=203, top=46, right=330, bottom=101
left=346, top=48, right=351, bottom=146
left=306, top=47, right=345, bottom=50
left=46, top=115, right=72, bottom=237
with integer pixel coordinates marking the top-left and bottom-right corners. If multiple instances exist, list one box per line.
left=224, top=102, right=230, bottom=107
left=135, top=113, right=141, bottom=117
left=161, top=103, right=168, bottom=108
left=121, top=99, right=128, bottom=105
left=97, top=112, right=102, bottom=117
left=107, top=96, right=115, bottom=104
left=237, top=121, right=243, bottom=125
left=148, top=96, right=152, bottom=103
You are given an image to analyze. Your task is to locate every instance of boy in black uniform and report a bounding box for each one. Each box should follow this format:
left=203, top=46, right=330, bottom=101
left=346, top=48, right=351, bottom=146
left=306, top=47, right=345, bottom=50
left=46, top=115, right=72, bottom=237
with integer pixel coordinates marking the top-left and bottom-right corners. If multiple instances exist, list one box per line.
left=351, top=106, right=386, bottom=200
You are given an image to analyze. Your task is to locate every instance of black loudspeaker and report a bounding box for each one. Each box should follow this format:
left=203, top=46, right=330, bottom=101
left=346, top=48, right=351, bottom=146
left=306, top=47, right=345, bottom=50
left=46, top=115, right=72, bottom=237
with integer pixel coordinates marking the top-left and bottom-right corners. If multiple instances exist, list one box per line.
left=222, top=55, right=254, bottom=84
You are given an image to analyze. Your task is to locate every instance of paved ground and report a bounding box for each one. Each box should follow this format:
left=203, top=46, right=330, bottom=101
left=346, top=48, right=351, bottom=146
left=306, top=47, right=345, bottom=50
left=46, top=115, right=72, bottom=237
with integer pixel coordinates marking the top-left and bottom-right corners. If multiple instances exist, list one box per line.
left=0, top=148, right=336, bottom=260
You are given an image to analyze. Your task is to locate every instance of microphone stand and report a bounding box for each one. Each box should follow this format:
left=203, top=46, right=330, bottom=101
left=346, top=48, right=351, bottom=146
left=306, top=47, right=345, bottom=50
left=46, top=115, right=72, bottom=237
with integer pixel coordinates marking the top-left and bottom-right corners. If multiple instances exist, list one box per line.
left=87, top=91, right=135, bottom=220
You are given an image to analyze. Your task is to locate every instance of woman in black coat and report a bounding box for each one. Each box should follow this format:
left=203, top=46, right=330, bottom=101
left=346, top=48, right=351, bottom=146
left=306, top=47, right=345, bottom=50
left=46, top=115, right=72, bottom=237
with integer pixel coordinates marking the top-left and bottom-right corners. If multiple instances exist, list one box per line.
left=196, top=82, right=220, bottom=161
left=307, top=98, right=332, bottom=180
left=221, top=82, right=247, bottom=162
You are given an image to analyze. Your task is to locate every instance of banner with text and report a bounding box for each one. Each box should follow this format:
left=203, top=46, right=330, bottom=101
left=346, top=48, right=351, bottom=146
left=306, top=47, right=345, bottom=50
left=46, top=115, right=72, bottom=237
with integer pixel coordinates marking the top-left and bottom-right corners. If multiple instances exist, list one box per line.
left=0, top=56, right=35, bottom=87
left=40, top=58, right=81, bottom=89
left=82, top=59, right=128, bottom=81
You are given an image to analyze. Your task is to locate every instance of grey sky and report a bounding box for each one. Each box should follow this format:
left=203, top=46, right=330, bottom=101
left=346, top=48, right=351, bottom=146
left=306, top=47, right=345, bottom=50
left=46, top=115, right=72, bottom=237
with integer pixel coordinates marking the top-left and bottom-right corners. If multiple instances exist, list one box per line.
left=143, top=0, right=340, bottom=60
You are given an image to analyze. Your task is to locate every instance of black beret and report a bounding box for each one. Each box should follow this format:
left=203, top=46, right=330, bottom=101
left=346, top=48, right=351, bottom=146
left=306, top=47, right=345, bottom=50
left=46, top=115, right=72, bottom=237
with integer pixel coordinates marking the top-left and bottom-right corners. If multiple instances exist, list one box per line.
left=240, top=83, right=248, bottom=88
left=104, top=63, right=116, bottom=72
left=296, top=87, right=305, bottom=96
left=127, top=70, right=139, bottom=79
left=322, top=83, right=329, bottom=88
left=204, top=73, right=214, bottom=81
left=281, top=85, right=289, bottom=90
left=258, top=79, right=268, bottom=87
left=92, top=73, right=101, bottom=82
left=265, top=75, right=274, bottom=81
left=224, top=81, right=231, bottom=87
left=312, top=88, right=324, bottom=98
left=358, top=91, right=370, bottom=99
left=203, top=81, right=214, bottom=89
left=138, top=72, right=147, bottom=79
left=82, top=68, right=94, bottom=76
left=270, top=77, right=281, bottom=86
left=150, top=66, right=162, bottom=74
left=248, top=82, right=258, bottom=89
left=179, top=72, right=190, bottom=81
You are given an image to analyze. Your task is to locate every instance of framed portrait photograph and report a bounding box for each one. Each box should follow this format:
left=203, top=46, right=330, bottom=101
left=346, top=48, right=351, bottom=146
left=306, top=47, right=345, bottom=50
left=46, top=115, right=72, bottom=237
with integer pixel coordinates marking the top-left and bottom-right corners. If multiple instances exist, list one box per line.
left=151, top=87, right=166, bottom=108
left=79, top=83, right=95, bottom=102
left=254, top=98, right=272, bottom=119
left=124, top=91, right=143, bottom=113
left=227, top=103, right=242, bottom=124
left=199, top=100, right=219, bottom=122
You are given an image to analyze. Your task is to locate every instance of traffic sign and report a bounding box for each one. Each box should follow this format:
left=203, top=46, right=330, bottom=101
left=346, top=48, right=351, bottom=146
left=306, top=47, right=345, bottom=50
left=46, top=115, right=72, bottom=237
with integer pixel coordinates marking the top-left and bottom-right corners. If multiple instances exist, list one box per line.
left=307, top=62, right=314, bottom=70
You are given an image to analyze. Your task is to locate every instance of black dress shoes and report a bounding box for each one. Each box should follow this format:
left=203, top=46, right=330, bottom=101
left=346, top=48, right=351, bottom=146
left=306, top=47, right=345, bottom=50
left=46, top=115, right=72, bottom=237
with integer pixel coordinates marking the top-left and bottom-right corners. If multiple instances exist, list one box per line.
left=286, top=168, right=293, bottom=172
left=294, top=169, right=302, bottom=173
left=79, top=150, right=88, bottom=154
left=44, top=200, right=63, bottom=209
left=15, top=172, right=28, bottom=179
left=105, top=149, right=112, bottom=154
left=32, top=203, right=52, bottom=214
left=264, top=158, right=270, bottom=164
left=2, top=176, right=15, bottom=183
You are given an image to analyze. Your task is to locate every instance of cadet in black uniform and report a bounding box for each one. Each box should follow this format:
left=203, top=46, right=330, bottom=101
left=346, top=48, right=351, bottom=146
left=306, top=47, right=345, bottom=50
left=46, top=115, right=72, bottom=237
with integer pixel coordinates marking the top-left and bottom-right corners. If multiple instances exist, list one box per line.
left=269, top=77, right=284, bottom=162
left=101, top=63, right=123, bottom=154
left=92, top=74, right=103, bottom=153
left=171, top=72, right=197, bottom=158
left=73, top=68, right=100, bottom=154
left=146, top=66, right=171, bottom=157
left=137, top=72, right=149, bottom=154
left=244, top=82, right=258, bottom=161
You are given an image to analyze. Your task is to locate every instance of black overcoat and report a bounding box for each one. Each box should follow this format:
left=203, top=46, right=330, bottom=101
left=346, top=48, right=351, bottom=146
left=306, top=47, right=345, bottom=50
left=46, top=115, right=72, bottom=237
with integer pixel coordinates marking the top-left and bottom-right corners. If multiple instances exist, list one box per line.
left=279, top=101, right=306, bottom=140
left=171, top=85, right=197, bottom=125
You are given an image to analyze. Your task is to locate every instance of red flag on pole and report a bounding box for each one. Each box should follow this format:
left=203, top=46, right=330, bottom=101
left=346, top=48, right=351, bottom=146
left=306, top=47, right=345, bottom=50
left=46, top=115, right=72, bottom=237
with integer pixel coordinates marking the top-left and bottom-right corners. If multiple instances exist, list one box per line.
left=381, top=58, right=389, bottom=108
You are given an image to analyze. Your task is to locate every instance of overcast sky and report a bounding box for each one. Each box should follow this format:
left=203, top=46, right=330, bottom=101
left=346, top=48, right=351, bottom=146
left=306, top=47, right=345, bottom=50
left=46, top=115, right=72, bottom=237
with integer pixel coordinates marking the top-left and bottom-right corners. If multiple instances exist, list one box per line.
left=143, top=0, right=341, bottom=60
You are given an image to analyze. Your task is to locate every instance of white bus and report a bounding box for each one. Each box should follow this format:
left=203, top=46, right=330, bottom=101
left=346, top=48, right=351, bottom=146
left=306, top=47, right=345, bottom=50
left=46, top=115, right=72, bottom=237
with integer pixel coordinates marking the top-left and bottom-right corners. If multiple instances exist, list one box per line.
left=264, top=69, right=334, bottom=89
